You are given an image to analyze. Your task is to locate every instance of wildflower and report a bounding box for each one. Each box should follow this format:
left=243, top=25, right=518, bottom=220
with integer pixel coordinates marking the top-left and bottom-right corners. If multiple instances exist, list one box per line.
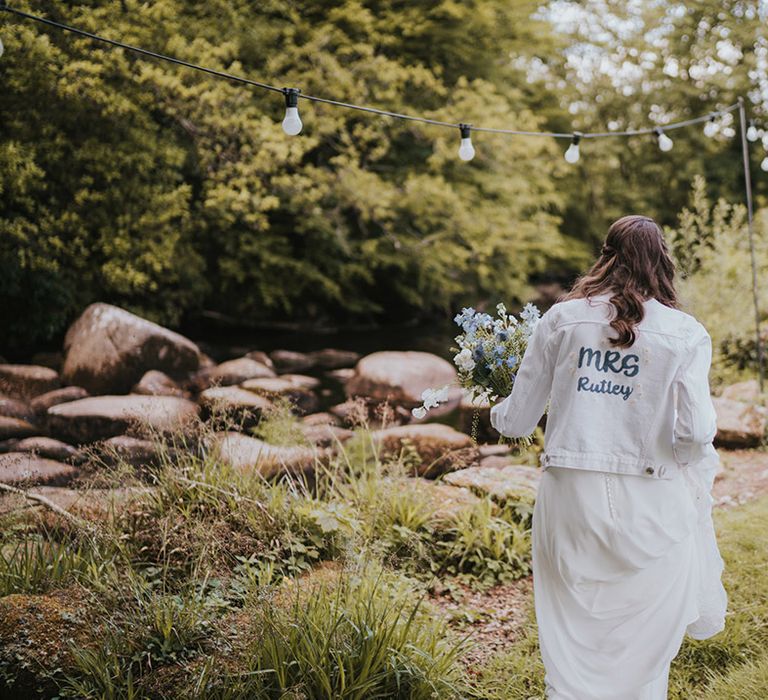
left=454, top=307, right=477, bottom=331
left=454, top=348, right=475, bottom=372
left=505, top=355, right=518, bottom=368
left=520, top=302, right=541, bottom=324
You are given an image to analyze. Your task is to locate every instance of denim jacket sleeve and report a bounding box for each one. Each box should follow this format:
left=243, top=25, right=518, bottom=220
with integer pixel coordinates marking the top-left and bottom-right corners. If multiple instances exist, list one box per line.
left=672, top=323, right=718, bottom=467
left=489, top=308, right=558, bottom=438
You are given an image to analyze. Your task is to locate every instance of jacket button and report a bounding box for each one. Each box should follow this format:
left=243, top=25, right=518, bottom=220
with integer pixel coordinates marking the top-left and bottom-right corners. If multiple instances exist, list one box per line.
left=645, top=466, right=655, bottom=475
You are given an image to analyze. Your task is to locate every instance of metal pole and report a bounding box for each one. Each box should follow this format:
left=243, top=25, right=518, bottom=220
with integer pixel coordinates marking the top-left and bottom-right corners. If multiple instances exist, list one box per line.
left=737, top=97, right=765, bottom=392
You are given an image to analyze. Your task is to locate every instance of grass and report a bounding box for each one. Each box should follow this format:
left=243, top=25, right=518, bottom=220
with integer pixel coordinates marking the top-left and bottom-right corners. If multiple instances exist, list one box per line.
left=1, top=405, right=767, bottom=698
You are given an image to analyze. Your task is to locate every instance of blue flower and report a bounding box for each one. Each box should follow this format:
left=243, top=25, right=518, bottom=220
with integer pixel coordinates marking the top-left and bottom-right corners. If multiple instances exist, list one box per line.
left=494, top=344, right=505, bottom=356
left=520, top=302, right=541, bottom=324
left=505, top=356, right=517, bottom=368
left=473, top=346, right=485, bottom=361
left=495, top=357, right=504, bottom=367
left=454, top=307, right=477, bottom=330
left=496, top=330, right=508, bottom=341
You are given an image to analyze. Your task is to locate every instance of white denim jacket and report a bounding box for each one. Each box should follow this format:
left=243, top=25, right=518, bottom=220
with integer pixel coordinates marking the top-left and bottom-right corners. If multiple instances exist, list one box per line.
left=490, top=293, right=718, bottom=480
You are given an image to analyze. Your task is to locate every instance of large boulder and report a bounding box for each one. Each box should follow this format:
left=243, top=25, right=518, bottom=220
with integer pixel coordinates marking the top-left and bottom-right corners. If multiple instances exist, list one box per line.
left=61, top=303, right=201, bottom=394
left=370, top=423, right=479, bottom=477
left=47, top=395, right=199, bottom=444
left=0, top=452, right=79, bottom=486
left=713, top=397, right=768, bottom=448
left=0, top=364, right=60, bottom=399
left=345, top=351, right=460, bottom=407
left=212, top=431, right=322, bottom=478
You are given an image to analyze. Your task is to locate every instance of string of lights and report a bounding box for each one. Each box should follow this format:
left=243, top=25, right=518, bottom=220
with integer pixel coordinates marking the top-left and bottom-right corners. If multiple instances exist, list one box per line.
left=1, top=4, right=764, bottom=167
left=0, top=3, right=766, bottom=388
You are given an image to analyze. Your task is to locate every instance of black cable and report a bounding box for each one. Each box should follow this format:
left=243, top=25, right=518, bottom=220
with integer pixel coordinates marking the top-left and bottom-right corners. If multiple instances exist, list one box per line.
left=0, top=4, right=743, bottom=140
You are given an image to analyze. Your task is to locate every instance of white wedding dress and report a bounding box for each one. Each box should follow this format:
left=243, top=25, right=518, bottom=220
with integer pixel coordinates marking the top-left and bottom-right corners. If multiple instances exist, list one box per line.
left=532, top=445, right=727, bottom=699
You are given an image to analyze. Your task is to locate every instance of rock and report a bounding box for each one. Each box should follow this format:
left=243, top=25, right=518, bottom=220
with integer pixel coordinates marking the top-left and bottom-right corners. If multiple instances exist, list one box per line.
left=0, top=416, right=38, bottom=441
left=132, top=370, right=185, bottom=397
left=308, top=348, right=361, bottom=369
left=443, top=463, right=541, bottom=501
left=371, top=423, right=479, bottom=477
left=0, top=452, right=79, bottom=486
left=8, top=437, right=78, bottom=462
left=192, top=357, right=276, bottom=390
left=326, top=367, right=355, bottom=384
left=30, top=386, right=89, bottom=416
left=199, top=386, right=273, bottom=426
left=300, top=423, right=354, bottom=447
left=713, top=397, right=768, bottom=448
left=61, top=303, right=201, bottom=394
left=212, top=431, right=322, bottom=478
left=720, top=380, right=762, bottom=404
left=269, top=349, right=315, bottom=373
left=388, top=476, right=483, bottom=522
left=346, top=351, right=460, bottom=407
left=244, top=350, right=275, bottom=370
left=328, top=397, right=410, bottom=428
left=97, top=435, right=164, bottom=468
left=302, top=412, right=341, bottom=427
left=47, top=395, right=200, bottom=444
left=279, top=373, right=321, bottom=390
left=0, top=395, right=35, bottom=421
left=478, top=443, right=512, bottom=458
left=241, top=377, right=318, bottom=414
left=0, top=364, right=60, bottom=399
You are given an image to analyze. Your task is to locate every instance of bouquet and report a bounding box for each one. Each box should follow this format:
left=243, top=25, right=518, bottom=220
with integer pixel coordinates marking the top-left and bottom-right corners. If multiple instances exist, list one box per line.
left=411, top=302, right=542, bottom=444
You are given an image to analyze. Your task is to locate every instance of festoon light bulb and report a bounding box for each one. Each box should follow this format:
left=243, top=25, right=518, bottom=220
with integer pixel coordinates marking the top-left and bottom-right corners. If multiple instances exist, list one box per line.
left=761, top=156, right=768, bottom=173
left=457, top=123, right=475, bottom=161
left=703, top=115, right=719, bottom=138
left=564, top=132, right=581, bottom=163
left=654, top=127, right=674, bottom=152
left=0, top=37, right=4, bottom=60
left=747, top=120, right=759, bottom=142
left=281, top=87, right=302, bottom=136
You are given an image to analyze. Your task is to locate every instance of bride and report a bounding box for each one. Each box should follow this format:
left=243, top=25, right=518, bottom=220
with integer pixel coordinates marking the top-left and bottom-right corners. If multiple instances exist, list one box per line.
left=490, top=214, right=727, bottom=699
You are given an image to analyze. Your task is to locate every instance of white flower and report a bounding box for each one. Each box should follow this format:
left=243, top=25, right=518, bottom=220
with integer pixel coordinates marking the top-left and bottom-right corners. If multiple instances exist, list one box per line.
left=411, top=406, right=427, bottom=419
left=453, top=348, right=475, bottom=372
left=420, top=384, right=452, bottom=409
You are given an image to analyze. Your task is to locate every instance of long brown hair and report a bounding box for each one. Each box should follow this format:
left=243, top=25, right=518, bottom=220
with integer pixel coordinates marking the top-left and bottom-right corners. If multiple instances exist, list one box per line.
left=560, top=215, right=678, bottom=348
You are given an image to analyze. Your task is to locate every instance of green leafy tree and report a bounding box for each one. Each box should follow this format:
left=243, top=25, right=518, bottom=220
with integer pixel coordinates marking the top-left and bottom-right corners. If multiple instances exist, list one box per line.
left=0, top=0, right=586, bottom=353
